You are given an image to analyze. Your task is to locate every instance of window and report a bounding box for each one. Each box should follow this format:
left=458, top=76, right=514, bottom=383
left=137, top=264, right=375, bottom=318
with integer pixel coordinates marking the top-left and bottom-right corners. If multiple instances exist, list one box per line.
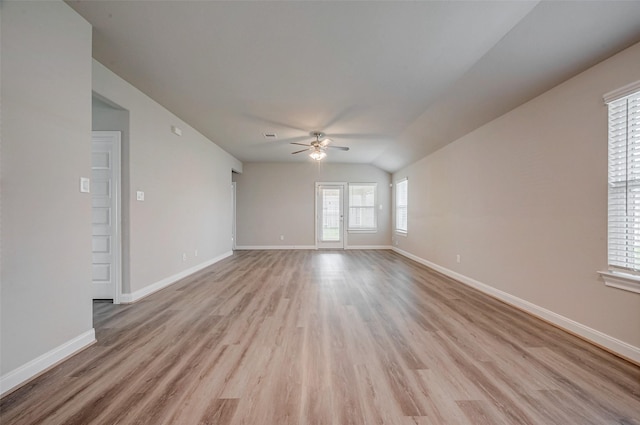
left=607, top=86, right=640, bottom=270
left=601, top=82, right=640, bottom=294
left=395, top=178, right=408, bottom=233
left=348, top=183, right=377, bottom=231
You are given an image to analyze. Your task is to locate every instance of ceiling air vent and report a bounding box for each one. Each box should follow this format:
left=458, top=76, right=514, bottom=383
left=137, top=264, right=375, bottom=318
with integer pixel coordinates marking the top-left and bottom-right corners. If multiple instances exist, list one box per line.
left=263, top=133, right=277, bottom=139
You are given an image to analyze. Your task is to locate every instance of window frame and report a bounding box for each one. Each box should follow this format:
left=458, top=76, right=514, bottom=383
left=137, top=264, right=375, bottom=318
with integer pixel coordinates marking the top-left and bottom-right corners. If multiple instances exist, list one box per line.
left=395, top=178, right=408, bottom=234
left=347, top=183, right=378, bottom=233
left=600, top=81, right=640, bottom=294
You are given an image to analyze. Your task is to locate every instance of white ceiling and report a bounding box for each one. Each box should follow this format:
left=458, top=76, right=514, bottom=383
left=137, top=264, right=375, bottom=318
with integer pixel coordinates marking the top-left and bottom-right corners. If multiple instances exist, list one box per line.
left=67, top=1, right=640, bottom=172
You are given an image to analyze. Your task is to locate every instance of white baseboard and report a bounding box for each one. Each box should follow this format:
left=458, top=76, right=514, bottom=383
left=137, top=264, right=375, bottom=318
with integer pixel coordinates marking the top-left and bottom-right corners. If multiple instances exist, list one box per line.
left=235, top=245, right=393, bottom=251
left=1, top=329, right=96, bottom=397
left=392, top=247, right=640, bottom=364
left=120, top=251, right=233, bottom=304
left=234, top=245, right=316, bottom=250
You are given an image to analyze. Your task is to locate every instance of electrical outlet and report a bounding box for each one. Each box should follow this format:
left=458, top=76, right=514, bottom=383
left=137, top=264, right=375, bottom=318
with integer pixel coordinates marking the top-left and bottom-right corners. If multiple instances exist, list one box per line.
left=456, top=254, right=461, bottom=263
left=182, top=253, right=187, bottom=262
left=280, top=235, right=284, bottom=241
left=194, top=249, right=198, bottom=257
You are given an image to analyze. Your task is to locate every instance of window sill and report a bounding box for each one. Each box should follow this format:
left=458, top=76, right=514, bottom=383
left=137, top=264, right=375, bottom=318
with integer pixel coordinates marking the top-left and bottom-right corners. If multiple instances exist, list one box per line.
left=348, top=229, right=377, bottom=234
left=598, top=270, right=640, bottom=295
left=395, top=231, right=407, bottom=237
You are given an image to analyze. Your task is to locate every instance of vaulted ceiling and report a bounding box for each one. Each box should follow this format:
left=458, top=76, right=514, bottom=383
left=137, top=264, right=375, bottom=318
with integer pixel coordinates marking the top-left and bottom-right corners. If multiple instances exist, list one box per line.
left=68, top=1, right=640, bottom=172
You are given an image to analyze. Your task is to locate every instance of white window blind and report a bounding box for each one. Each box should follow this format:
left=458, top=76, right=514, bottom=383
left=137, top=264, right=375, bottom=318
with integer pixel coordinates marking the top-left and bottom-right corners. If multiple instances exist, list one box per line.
left=348, top=184, right=377, bottom=231
left=608, top=88, right=640, bottom=271
left=396, top=179, right=408, bottom=233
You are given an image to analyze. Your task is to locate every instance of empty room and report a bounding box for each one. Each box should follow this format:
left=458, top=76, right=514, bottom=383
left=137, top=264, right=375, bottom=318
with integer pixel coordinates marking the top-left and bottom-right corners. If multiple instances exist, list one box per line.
left=1, top=1, right=640, bottom=424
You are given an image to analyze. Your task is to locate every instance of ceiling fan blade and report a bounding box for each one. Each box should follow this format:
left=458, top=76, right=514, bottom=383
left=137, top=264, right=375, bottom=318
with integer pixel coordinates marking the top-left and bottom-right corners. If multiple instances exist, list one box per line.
left=319, top=138, right=332, bottom=147
left=326, top=145, right=349, bottom=151
left=252, top=135, right=309, bottom=148
left=278, top=136, right=311, bottom=144
left=291, top=148, right=311, bottom=154
left=290, top=142, right=312, bottom=147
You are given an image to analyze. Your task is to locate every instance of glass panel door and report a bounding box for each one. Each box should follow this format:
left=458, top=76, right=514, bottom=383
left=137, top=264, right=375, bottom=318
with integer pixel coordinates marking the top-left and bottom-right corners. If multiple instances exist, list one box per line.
left=317, top=184, right=344, bottom=249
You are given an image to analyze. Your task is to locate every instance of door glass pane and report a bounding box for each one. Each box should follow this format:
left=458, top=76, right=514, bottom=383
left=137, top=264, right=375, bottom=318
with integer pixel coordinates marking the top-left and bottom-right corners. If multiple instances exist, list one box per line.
left=321, top=188, right=340, bottom=241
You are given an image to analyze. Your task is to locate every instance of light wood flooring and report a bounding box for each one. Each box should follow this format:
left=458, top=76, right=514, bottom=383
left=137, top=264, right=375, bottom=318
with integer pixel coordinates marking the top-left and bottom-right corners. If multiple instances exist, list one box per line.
left=1, top=250, right=639, bottom=424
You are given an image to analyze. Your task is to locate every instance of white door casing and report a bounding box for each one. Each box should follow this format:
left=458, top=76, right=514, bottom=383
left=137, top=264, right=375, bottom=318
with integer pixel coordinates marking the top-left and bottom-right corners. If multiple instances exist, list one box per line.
left=316, top=183, right=346, bottom=249
left=91, top=131, right=121, bottom=302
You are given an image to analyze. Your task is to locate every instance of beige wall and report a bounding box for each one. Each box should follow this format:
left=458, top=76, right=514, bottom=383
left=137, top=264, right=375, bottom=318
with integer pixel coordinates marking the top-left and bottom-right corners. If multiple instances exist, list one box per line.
left=1, top=1, right=93, bottom=376
left=235, top=163, right=391, bottom=248
left=93, top=61, right=242, bottom=295
left=393, top=41, right=640, bottom=352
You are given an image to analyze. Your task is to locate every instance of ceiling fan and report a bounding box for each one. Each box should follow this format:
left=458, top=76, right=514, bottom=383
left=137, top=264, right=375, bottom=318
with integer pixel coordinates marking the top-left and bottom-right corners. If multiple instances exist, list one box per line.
left=291, top=131, right=350, bottom=161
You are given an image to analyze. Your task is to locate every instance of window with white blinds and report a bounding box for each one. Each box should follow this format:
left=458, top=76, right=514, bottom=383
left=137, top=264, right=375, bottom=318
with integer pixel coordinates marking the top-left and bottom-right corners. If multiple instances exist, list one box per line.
left=396, top=178, right=408, bottom=233
left=348, top=183, right=377, bottom=231
left=608, top=88, right=640, bottom=271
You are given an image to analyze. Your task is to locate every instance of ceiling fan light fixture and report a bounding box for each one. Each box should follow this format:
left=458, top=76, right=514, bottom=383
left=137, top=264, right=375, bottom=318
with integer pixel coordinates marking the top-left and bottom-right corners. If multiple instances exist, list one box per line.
left=309, top=150, right=326, bottom=161
left=290, top=131, right=348, bottom=159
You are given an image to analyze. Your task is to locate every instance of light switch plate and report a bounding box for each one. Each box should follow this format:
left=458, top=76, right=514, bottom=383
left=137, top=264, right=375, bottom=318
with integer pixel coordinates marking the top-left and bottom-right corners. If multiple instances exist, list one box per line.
left=80, top=177, right=90, bottom=193
left=136, top=191, right=145, bottom=201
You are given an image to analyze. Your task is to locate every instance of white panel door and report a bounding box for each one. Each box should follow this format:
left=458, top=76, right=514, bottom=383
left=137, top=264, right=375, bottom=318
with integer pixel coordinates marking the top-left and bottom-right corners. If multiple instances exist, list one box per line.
left=316, top=184, right=345, bottom=249
left=232, top=181, right=237, bottom=250
left=91, top=131, right=121, bottom=300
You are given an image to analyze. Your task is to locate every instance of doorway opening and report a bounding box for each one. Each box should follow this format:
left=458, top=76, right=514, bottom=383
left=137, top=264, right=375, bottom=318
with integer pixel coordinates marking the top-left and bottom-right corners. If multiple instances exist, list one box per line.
left=91, top=94, right=129, bottom=305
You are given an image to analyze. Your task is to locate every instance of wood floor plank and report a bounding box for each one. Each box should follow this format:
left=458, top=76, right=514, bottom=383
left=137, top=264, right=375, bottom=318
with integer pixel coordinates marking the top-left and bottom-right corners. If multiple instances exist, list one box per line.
left=1, top=250, right=638, bottom=425
left=456, top=400, right=511, bottom=425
